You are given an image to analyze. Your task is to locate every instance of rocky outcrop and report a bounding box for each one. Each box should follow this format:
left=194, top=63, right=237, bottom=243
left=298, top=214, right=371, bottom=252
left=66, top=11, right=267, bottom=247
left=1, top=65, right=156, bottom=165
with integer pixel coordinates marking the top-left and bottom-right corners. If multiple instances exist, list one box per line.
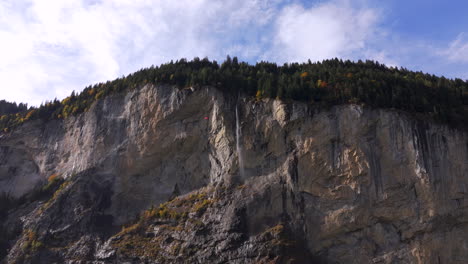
left=1, top=84, right=467, bottom=263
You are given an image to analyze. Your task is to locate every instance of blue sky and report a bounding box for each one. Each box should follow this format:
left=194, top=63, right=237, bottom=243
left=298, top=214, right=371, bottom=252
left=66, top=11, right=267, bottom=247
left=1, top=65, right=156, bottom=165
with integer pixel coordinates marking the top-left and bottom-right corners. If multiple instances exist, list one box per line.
left=1, top=0, right=468, bottom=105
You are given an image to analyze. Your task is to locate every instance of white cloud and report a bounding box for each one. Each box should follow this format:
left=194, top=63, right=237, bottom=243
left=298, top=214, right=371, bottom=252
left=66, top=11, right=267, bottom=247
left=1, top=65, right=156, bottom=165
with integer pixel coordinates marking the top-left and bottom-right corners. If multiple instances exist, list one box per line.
left=0, top=0, right=276, bottom=105
left=440, top=33, right=468, bottom=63
left=265, top=0, right=381, bottom=63
left=2, top=0, right=437, bottom=106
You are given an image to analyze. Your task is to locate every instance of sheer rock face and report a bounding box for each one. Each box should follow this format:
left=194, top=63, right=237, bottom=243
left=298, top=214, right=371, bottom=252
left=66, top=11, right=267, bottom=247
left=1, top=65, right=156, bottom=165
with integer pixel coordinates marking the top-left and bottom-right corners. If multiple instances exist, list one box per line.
left=1, top=84, right=467, bottom=263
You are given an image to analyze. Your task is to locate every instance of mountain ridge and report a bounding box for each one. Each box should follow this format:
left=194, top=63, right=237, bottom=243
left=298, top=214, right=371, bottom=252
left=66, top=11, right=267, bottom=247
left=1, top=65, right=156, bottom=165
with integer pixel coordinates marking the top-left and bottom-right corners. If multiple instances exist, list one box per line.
left=1, top=58, right=467, bottom=134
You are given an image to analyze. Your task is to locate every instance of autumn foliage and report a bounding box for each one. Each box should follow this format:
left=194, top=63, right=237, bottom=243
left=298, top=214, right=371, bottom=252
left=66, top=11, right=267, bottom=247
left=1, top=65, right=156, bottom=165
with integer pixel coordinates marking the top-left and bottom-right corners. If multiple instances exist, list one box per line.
left=0, top=57, right=466, bottom=132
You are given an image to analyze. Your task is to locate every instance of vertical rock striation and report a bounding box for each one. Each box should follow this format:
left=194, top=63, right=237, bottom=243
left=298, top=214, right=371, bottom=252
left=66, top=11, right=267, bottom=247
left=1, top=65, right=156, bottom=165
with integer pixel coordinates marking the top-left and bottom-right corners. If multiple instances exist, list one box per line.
left=0, top=84, right=467, bottom=263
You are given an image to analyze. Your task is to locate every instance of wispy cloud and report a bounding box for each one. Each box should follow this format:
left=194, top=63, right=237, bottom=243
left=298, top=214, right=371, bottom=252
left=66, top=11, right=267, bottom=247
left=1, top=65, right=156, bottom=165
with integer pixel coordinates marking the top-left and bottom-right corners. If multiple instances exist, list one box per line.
left=0, top=0, right=277, bottom=105
left=0, top=0, right=467, bottom=105
left=440, top=33, right=468, bottom=63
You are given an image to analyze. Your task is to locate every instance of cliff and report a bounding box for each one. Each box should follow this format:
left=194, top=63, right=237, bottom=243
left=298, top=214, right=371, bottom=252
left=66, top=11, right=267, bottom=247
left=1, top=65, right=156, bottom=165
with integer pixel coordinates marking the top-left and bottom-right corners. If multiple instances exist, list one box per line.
left=0, top=84, right=467, bottom=263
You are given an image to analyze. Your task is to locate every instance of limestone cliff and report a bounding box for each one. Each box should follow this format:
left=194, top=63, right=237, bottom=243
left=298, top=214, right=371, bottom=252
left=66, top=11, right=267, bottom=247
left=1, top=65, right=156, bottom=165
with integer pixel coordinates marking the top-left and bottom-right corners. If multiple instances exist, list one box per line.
left=0, top=84, right=467, bottom=263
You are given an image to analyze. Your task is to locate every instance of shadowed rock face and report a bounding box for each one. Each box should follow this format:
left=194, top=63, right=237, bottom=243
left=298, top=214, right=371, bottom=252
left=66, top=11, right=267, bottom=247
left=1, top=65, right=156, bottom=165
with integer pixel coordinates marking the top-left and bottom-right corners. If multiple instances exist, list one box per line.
left=0, top=84, right=467, bottom=263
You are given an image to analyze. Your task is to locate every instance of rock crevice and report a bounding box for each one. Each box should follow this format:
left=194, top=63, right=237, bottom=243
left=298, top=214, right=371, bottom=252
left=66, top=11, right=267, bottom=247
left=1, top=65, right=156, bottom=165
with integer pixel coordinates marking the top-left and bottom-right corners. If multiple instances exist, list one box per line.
left=0, top=84, right=467, bottom=263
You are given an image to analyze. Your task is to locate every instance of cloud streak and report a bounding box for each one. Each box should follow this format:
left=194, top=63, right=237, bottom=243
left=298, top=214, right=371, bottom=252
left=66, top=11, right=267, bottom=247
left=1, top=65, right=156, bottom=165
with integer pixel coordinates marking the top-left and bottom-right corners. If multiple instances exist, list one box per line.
left=0, top=0, right=467, bottom=105
left=441, top=33, right=468, bottom=63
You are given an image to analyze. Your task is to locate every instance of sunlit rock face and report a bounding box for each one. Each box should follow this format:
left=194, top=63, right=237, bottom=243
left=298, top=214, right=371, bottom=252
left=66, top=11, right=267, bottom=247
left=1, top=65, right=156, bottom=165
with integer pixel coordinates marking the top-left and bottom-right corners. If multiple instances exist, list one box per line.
left=1, top=84, right=467, bottom=263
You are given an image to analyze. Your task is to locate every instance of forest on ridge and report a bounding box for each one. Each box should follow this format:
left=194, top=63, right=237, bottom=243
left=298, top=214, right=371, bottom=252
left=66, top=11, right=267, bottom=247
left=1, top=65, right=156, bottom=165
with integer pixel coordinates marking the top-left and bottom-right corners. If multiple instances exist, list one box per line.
left=1, top=57, right=467, bottom=132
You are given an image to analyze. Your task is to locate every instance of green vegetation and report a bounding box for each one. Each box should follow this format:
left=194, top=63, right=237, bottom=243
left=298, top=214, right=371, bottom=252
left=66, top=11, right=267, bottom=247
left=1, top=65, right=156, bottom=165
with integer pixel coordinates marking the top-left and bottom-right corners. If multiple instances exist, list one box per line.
left=22, top=230, right=44, bottom=252
left=0, top=174, right=65, bottom=261
left=0, top=100, right=28, bottom=116
left=42, top=174, right=63, bottom=194
left=112, top=189, right=215, bottom=261
left=1, top=57, right=467, bottom=132
left=118, top=190, right=213, bottom=236
left=39, top=178, right=70, bottom=214
left=0, top=174, right=65, bottom=220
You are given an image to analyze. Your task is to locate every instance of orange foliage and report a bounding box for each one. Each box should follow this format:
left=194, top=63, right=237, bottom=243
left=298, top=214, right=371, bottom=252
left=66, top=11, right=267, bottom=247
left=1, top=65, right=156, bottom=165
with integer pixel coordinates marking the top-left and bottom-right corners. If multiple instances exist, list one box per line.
left=95, top=90, right=105, bottom=100
left=317, top=80, right=328, bottom=88
left=300, top=72, right=309, bottom=78
left=26, top=229, right=36, bottom=241
left=48, top=173, right=60, bottom=182
left=88, top=88, right=96, bottom=96
left=25, top=110, right=36, bottom=120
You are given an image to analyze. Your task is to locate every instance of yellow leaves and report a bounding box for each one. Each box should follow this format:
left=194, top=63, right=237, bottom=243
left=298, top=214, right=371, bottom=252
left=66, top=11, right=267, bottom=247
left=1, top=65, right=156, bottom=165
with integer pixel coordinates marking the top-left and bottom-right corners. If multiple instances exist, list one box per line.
left=62, top=105, right=70, bottom=119
left=265, top=224, right=284, bottom=235
left=95, top=90, right=105, bottom=100
left=71, top=106, right=79, bottom=115
left=143, top=207, right=158, bottom=219
left=61, top=96, right=71, bottom=105
left=22, top=230, right=44, bottom=252
left=24, top=109, right=36, bottom=121
left=300, top=72, right=309, bottom=78
left=192, top=198, right=213, bottom=214
left=119, top=223, right=140, bottom=235
left=317, top=79, right=327, bottom=88
left=87, top=88, right=96, bottom=96
left=256, top=90, right=263, bottom=100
